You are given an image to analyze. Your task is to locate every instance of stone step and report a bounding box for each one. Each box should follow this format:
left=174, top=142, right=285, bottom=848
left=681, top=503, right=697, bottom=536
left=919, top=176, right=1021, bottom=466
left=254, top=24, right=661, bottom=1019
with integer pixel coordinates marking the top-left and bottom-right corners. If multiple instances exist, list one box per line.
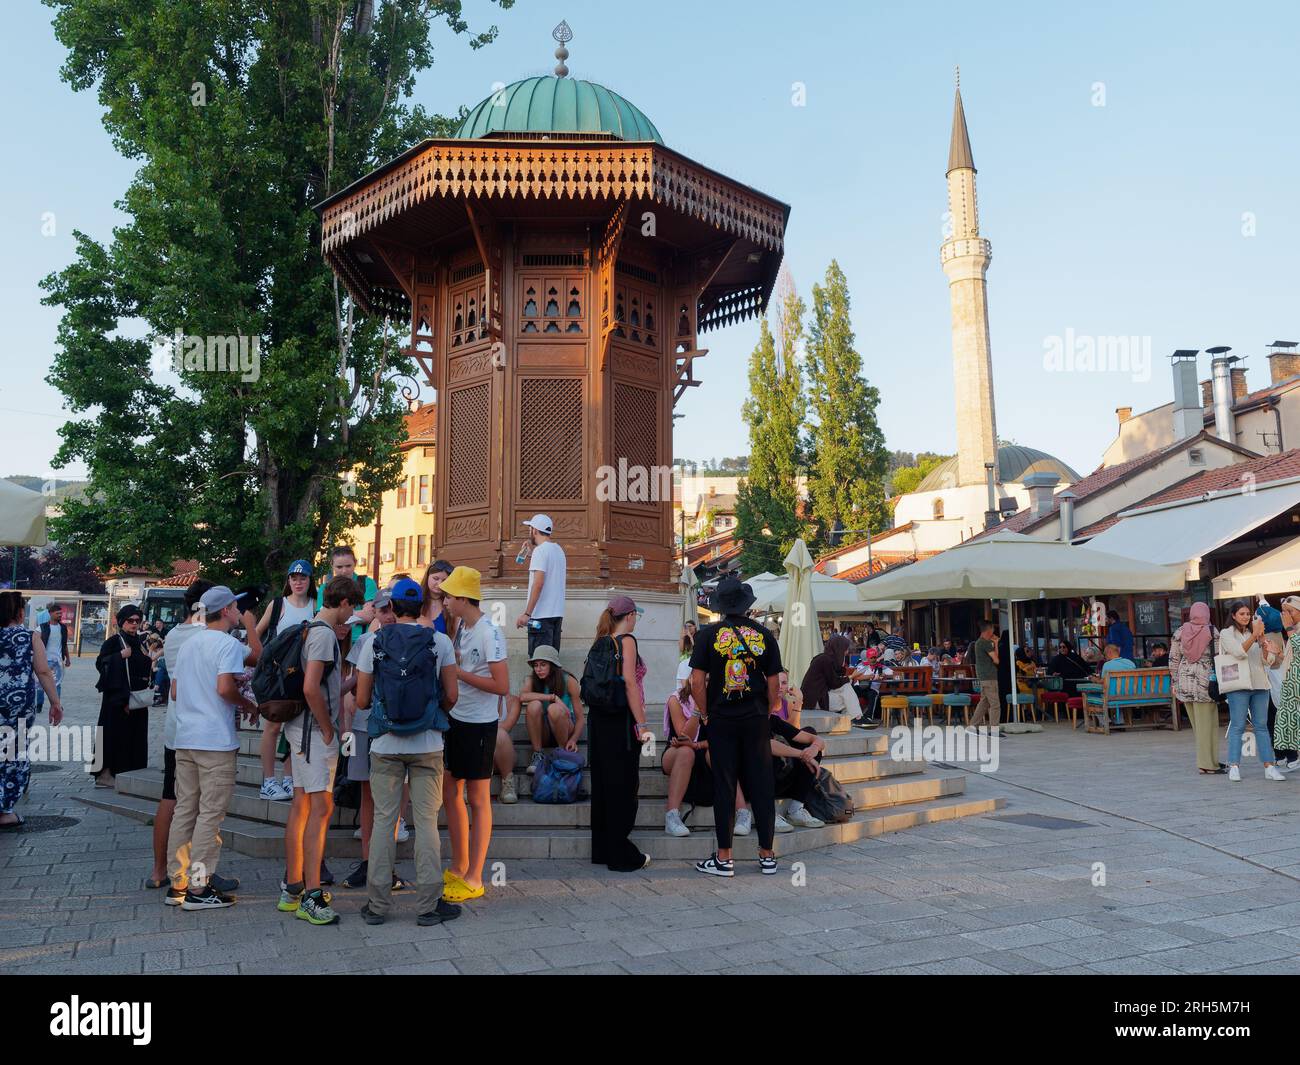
left=81, top=792, right=1005, bottom=862
left=112, top=749, right=927, bottom=829
left=236, top=721, right=879, bottom=761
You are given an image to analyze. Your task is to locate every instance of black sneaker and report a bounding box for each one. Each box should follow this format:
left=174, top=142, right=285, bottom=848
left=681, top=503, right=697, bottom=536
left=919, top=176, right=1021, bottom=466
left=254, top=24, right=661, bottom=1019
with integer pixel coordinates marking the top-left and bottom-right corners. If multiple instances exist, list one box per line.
left=694, top=852, right=735, bottom=878
left=181, top=886, right=236, bottom=911
left=359, top=903, right=385, bottom=926
left=319, top=861, right=335, bottom=886
left=209, top=872, right=240, bottom=893
left=163, top=886, right=185, bottom=907
left=343, top=861, right=368, bottom=889
left=759, top=854, right=779, bottom=876
left=417, top=899, right=463, bottom=926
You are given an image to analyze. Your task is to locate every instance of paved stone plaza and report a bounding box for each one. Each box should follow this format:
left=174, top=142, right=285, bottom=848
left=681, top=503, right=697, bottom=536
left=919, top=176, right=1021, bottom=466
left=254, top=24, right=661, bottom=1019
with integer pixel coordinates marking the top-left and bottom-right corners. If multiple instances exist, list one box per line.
left=3, top=660, right=1300, bottom=975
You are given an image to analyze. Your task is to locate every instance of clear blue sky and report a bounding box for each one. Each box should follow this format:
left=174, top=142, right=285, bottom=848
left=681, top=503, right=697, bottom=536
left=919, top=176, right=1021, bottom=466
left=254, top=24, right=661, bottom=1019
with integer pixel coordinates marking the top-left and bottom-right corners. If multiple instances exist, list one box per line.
left=4, top=0, right=1297, bottom=482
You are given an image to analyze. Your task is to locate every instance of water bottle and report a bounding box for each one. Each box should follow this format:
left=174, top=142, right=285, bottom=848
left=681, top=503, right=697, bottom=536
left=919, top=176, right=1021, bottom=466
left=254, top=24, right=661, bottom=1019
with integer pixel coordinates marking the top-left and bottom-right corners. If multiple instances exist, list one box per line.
left=515, top=542, right=530, bottom=565
left=528, top=619, right=542, bottom=631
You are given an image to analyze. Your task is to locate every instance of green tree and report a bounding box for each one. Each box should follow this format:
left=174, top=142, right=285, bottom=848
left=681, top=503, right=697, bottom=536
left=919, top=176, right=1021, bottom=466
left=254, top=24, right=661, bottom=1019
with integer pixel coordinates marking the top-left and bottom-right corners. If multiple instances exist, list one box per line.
left=891, top=453, right=950, bottom=496
left=39, top=0, right=512, bottom=586
left=735, top=283, right=807, bottom=575
left=803, top=260, right=891, bottom=546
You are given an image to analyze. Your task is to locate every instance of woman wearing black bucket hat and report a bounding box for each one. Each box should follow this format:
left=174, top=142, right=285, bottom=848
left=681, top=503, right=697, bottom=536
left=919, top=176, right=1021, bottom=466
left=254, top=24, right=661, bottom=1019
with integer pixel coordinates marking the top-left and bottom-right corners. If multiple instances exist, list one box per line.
left=689, top=576, right=783, bottom=878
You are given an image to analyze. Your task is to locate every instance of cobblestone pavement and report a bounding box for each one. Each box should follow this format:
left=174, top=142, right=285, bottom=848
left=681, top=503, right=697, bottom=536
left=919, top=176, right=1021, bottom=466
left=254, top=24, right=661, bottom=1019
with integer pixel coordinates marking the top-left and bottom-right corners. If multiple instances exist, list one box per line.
left=2, top=660, right=1299, bottom=974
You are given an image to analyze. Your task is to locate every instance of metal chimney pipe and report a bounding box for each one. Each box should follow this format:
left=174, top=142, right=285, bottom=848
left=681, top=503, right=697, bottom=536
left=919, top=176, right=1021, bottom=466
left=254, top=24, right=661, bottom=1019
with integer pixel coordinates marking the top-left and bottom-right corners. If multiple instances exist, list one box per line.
left=1057, top=490, right=1077, bottom=542
left=1209, top=349, right=1237, bottom=443
left=984, top=461, right=999, bottom=530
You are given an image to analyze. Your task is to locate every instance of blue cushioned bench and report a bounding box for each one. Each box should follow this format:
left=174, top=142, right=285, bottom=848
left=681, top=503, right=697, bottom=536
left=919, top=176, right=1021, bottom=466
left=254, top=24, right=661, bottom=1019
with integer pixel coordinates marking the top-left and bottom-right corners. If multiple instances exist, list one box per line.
left=1083, top=669, right=1178, bottom=735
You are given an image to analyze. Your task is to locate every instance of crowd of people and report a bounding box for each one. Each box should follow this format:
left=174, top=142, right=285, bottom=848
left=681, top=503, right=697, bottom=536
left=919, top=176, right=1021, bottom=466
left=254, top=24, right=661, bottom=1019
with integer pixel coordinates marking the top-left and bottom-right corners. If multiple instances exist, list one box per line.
left=0, top=516, right=827, bottom=926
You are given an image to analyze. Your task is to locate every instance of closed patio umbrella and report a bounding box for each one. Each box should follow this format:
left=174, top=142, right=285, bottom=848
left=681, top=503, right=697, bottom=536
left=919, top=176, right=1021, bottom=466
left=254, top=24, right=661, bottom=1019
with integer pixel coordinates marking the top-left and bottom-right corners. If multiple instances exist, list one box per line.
left=777, top=539, right=823, bottom=686
left=680, top=559, right=701, bottom=627
left=0, top=480, right=48, bottom=585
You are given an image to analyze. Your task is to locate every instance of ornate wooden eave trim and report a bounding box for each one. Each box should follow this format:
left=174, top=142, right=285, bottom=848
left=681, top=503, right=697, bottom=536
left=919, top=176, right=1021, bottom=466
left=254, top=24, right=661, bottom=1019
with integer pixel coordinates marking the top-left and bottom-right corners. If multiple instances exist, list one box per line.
left=319, top=141, right=786, bottom=257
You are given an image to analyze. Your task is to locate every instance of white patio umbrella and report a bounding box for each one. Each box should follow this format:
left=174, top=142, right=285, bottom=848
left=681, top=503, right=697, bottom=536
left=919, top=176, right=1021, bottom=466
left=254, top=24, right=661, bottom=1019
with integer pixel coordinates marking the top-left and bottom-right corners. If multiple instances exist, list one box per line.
left=751, top=571, right=901, bottom=613
left=853, top=531, right=1185, bottom=602
left=0, top=481, right=48, bottom=585
left=777, top=539, right=823, bottom=686
left=852, top=531, right=1184, bottom=722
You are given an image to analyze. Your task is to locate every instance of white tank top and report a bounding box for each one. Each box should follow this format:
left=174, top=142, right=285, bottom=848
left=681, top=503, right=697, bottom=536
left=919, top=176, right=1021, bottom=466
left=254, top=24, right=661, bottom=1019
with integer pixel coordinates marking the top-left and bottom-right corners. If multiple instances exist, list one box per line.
left=274, top=598, right=316, bottom=635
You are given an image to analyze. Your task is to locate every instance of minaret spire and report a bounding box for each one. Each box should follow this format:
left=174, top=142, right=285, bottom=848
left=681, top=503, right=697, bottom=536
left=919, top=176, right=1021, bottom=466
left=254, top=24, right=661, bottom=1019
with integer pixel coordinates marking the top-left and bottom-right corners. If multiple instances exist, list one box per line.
left=940, top=74, right=998, bottom=489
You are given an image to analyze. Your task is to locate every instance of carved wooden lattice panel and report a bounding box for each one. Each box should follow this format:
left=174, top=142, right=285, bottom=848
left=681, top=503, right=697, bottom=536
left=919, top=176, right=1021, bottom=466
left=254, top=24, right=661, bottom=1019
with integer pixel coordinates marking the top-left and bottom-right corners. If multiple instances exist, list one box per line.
left=520, top=275, right=586, bottom=336
left=612, top=382, right=659, bottom=487
left=613, top=279, right=659, bottom=352
left=518, top=378, right=584, bottom=501
left=446, top=383, right=490, bottom=509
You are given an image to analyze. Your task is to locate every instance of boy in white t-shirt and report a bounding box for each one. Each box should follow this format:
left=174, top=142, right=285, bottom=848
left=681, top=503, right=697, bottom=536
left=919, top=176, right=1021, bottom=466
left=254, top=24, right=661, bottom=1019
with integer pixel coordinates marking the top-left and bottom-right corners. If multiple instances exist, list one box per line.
left=516, top=514, right=566, bottom=654
left=439, top=567, right=509, bottom=903
left=165, top=586, right=259, bottom=911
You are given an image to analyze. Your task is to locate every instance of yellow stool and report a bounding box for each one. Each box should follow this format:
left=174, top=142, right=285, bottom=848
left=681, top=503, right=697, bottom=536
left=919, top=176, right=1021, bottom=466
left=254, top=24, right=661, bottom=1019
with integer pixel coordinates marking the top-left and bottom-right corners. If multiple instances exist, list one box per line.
left=880, top=696, right=909, bottom=729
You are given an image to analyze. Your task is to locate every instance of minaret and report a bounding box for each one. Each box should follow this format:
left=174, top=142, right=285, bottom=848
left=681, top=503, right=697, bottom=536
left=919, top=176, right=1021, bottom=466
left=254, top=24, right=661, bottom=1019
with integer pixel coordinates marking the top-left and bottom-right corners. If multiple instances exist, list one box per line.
left=941, top=70, right=998, bottom=488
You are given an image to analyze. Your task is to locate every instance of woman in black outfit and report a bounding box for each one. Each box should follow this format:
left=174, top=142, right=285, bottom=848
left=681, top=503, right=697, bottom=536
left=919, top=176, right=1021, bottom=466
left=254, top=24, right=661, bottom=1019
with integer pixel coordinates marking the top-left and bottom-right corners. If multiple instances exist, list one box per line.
left=93, top=604, right=153, bottom=787
left=588, top=595, right=651, bottom=872
left=1047, top=638, right=1092, bottom=697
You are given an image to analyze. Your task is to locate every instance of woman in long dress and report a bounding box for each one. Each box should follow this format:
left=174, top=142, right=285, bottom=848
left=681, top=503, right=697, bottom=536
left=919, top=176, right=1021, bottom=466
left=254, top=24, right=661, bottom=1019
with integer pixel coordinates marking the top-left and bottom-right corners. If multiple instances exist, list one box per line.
left=0, top=592, right=63, bottom=828
left=93, top=604, right=152, bottom=787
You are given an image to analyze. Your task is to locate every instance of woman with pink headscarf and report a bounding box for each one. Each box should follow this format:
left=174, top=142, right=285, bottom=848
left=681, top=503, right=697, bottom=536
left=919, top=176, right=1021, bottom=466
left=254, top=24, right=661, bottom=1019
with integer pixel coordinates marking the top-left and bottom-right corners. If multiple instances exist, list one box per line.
left=1169, top=602, right=1223, bottom=774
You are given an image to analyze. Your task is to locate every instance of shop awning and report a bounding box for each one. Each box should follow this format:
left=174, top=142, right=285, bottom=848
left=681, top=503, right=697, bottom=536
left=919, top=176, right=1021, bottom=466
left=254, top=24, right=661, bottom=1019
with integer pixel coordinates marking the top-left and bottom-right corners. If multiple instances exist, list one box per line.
left=1213, top=536, right=1300, bottom=598
left=1083, top=481, right=1300, bottom=571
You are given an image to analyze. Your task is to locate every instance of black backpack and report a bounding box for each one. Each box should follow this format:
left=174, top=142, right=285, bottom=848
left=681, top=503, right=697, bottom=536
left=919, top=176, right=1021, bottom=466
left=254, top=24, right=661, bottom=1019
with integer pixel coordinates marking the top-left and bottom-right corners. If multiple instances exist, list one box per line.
left=580, top=635, right=630, bottom=713
left=251, top=620, right=334, bottom=723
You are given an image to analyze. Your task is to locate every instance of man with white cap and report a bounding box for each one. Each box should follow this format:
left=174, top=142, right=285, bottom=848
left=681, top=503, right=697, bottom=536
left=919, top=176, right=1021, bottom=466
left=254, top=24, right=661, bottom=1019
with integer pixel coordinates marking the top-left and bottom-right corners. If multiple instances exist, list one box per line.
left=165, top=585, right=260, bottom=910
left=516, top=513, right=567, bottom=655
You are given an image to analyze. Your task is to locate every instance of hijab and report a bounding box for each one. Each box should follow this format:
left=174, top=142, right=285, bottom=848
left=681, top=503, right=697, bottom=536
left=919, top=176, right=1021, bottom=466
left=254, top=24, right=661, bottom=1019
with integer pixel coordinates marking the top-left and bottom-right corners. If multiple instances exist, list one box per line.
left=1176, top=601, right=1213, bottom=662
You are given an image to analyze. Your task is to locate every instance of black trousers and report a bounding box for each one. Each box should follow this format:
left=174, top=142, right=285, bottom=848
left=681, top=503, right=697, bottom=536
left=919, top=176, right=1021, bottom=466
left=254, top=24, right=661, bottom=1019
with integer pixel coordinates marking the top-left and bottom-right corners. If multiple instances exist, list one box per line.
left=528, top=617, right=563, bottom=654
left=709, top=712, right=775, bottom=851
left=588, top=709, right=644, bottom=871
left=774, top=729, right=822, bottom=804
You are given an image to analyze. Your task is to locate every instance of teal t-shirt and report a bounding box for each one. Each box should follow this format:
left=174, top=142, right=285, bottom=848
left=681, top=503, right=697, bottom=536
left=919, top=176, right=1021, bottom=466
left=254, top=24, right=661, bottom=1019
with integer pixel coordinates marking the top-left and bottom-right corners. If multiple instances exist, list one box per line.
left=317, top=574, right=378, bottom=641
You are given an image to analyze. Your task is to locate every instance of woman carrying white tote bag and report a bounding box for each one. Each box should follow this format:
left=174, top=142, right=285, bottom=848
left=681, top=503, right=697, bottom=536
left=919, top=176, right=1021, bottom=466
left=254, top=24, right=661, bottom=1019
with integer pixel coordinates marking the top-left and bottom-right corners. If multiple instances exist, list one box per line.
left=1218, top=600, right=1284, bottom=782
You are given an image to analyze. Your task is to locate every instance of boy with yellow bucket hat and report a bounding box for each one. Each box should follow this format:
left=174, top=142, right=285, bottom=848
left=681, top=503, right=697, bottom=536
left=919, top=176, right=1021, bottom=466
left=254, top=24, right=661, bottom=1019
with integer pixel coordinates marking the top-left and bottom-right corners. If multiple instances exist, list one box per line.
left=438, top=567, right=510, bottom=902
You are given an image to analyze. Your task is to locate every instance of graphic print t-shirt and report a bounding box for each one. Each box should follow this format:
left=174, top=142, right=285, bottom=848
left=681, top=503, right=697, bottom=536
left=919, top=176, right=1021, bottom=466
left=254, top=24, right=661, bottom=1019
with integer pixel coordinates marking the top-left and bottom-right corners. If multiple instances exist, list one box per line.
left=689, top=616, right=782, bottom=720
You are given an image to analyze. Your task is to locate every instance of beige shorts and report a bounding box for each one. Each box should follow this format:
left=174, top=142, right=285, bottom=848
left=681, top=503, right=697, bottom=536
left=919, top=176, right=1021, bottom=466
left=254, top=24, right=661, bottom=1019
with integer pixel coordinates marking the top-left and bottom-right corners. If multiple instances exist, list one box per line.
left=283, top=717, right=339, bottom=795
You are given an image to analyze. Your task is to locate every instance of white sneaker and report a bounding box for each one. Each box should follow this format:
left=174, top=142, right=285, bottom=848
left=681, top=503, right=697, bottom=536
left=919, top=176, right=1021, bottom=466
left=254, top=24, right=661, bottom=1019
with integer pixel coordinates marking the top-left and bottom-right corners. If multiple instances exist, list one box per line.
left=664, top=809, right=690, bottom=837
left=786, top=803, right=825, bottom=829
left=733, top=808, right=753, bottom=836
left=353, top=826, right=363, bottom=840
left=258, top=778, right=280, bottom=800
left=527, top=752, right=543, bottom=776
left=396, top=818, right=410, bottom=842
left=1266, top=765, right=1287, bottom=781
left=273, top=779, right=294, bottom=801
left=1286, top=758, right=1300, bottom=771
left=773, top=813, right=794, bottom=834
left=499, top=774, right=518, bottom=804
left=1228, top=765, right=1241, bottom=781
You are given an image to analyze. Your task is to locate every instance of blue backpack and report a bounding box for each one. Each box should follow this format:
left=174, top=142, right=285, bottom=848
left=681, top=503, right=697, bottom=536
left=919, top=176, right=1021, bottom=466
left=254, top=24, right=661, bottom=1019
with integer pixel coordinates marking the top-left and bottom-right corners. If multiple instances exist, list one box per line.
left=532, top=747, right=585, bottom=804
left=368, top=625, right=448, bottom=738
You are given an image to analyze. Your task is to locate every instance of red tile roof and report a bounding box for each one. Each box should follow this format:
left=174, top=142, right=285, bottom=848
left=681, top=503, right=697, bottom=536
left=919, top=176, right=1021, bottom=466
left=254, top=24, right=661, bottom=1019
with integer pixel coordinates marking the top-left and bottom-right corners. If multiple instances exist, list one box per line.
left=813, top=523, right=918, bottom=573
left=1075, top=448, right=1300, bottom=538
left=402, top=404, right=436, bottom=449
left=969, top=431, right=1258, bottom=541
left=836, top=550, right=940, bottom=583
left=685, top=531, right=738, bottom=567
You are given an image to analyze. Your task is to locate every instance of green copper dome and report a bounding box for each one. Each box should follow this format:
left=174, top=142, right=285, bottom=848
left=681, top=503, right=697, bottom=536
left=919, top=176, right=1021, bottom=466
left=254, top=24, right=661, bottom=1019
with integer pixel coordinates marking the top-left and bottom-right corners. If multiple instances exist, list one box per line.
left=454, top=76, right=663, bottom=144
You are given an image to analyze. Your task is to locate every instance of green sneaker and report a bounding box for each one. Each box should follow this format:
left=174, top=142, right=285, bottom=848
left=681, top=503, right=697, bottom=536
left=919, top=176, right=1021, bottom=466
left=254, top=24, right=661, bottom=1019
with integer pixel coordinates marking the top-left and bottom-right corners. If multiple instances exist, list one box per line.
left=295, top=888, right=339, bottom=926
left=277, top=880, right=302, bottom=913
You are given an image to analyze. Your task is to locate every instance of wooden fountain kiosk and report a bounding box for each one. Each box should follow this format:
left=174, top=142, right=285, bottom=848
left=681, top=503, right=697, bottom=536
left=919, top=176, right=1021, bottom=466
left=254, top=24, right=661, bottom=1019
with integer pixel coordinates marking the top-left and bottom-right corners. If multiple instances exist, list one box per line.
left=317, top=30, right=789, bottom=679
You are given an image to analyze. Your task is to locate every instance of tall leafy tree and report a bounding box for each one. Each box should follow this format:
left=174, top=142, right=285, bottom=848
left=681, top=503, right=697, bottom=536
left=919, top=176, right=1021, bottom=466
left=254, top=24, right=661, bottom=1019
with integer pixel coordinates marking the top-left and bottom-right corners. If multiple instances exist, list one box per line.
left=735, top=283, right=807, bottom=575
left=39, top=0, right=512, bottom=586
left=804, top=260, right=891, bottom=545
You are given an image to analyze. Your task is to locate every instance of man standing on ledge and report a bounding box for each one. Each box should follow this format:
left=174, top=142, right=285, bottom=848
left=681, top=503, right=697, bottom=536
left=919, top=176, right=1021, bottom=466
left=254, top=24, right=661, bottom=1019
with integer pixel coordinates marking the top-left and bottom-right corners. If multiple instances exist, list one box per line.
left=517, top=514, right=566, bottom=654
